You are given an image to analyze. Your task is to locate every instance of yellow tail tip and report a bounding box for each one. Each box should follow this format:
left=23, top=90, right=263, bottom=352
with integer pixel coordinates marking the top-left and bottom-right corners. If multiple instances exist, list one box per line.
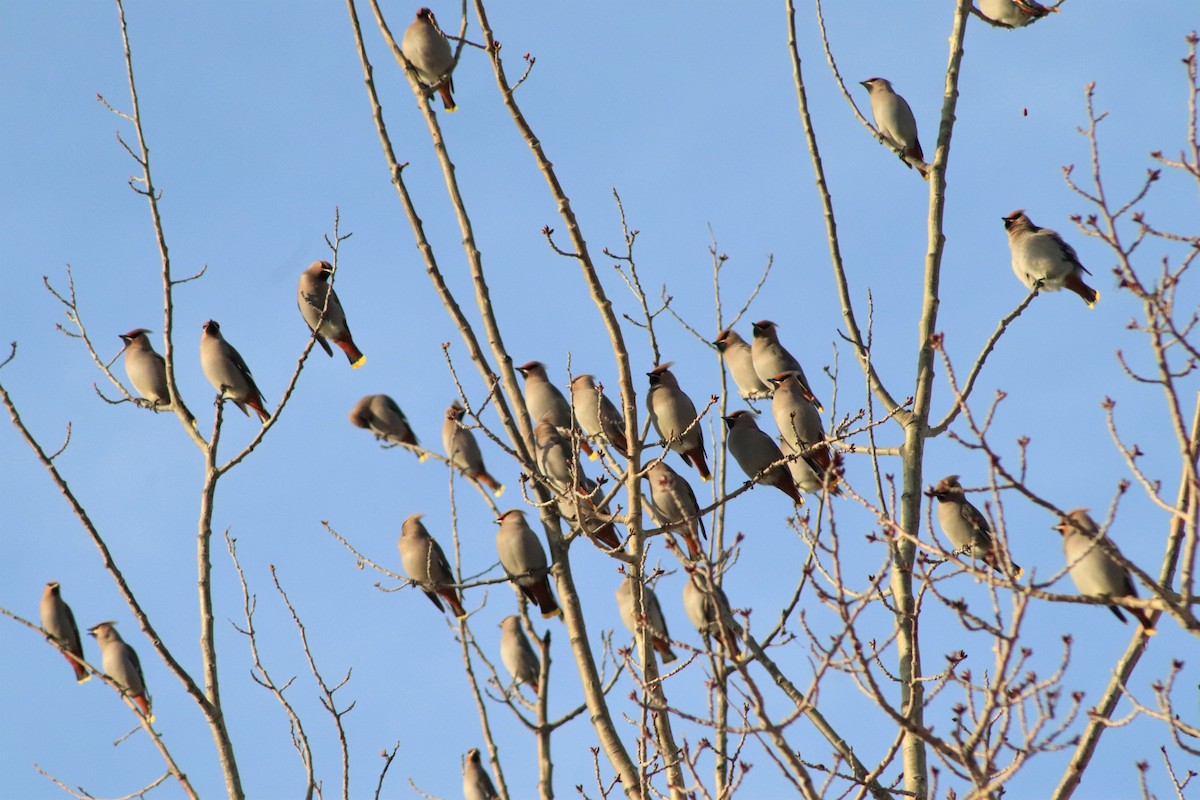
left=587, top=450, right=599, bottom=462
left=145, top=713, right=156, bottom=724
left=493, top=485, right=506, bottom=498
left=417, top=452, right=429, bottom=463
left=77, top=674, right=92, bottom=684
left=542, top=609, right=563, bottom=620
left=351, top=355, right=367, bottom=368
left=1143, top=627, right=1157, bottom=636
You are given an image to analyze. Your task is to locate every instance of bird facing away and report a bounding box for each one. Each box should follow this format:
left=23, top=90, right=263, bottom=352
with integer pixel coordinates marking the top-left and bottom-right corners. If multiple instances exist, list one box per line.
left=1057, top=509, right=1155, bottom=634
left=200, top=320, right=269, bottom=423
left=1002, top=210, right=1099, bottom=307
left=40, top=582, right=89, bottom=683
left=88, top=621, right=153, bottom=722
left=349, top=395, right=421, bottom=454
left=534, top=419, right=620, bottom=550
left=118, top=329, right=170, bottom=409
left=860, top=77, right=929, bottom=179
left=297, top=260, right=366, bottom=368
left=768, top=371, right=840, bottom=494
left=926, top=475, right=1022, bottom=577
left=401, top=8, right=457, bottom=112
left=442, top=401, right=504, bottom=496
left=517, top=361, right=593, bottom=458
left=496, top=510, right=561, bottom=619
left=978, top=0, right=1057, bottom=28
left=644, top=460, right=706, bottom=560
left=682, top=566, right=740, bottom=658
left=750, top=320, right=821, bottom=409
left=499, top=615, right=540, bottom=694
left=463, top=747, right=499, bottom=800
left=724, top=410, right=804, bottom=506
left=714, top=329, right=770, bottom=400
left=398, top=514, right=467, bottom=618
left=616, top=576, right=677, bottom=665
left=570, top=373, right=629, bottom=456
left=646, top=363, right=711, bottom=480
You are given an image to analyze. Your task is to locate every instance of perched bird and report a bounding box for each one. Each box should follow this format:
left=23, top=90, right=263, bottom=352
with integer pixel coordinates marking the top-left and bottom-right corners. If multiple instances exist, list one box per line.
left=496, top=510, right=561, bottom=619
left=750, top=320, right=820, bottom=409
left=40, top=582, right=89, bottom=683
left=517, top=361, right=592, bottom=457
left=442, top=401, right=504, bottom=495
left=781, top=438, right=823, bottom=495
left=926, top=476, right=1022, bottom=577
left=860, top=77, right=929, bottom=178
left=88, top=622, right=153, bottom=722
left=1002, top=210, right=1099, bottom=307
left=682, top=567, right=740, bottom=658
left=1057, top=509, right=1155, bottom=633
left=349, top=394, right=421, bottom=453
left=200, top=320, right=269, bottom=423
left=714, top=329, right=770, bottom=400
left=118, top=329, right=170, bottom=409
left=644, top=461, right=705, bottom=560
left=724, top=410, right=804, bottom=505
left=498, top=615, right=540, bottom=694
left=570, top=374, right=628, bottom=456
left=978, top=0, right=1057, bottom=28
left=616, top=576, right=677, bottom=665
left=534, top=419, right=620, bottom=550
left=297, top=260, right=366, bottom=368
left=646, top=363, right=710, bottom=480
left=463, top=747, right=499, bottom=800
left=769, top=372, right=840, bottom=494
left=398, top=514, right=467, bottom=618
left=400, top=7, right=457, bottom=112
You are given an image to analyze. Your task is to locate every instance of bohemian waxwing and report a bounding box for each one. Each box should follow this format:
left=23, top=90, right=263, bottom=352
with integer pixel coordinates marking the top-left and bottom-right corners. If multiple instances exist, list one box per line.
left=401, top=8, right=457, bottom=112
left=443, top=401, right=504, bottom=495
left=200, top=320, right=269, bottom=423
left=749, top=321, right=821, bottom=409
left=297, top=260, right=366, bottom=368
left=644, top=460, right=705, bottom=560
left=463, top=747, right=499, bottom=800
left=646, top=363, right=711, bottom=480
left=724, top=410, right=803, bottom=506
left=682, top=566, right=740, bottom=658
left=714, top=328, right=770, bottom=400
left=978, top=0, right=1057, bottom=28
left=768, top=371, right=840, bottom=494
left=40, top=582, right=89, bottom=683
left=926, top=476, right=1022, bottom=577
left=1057, top=509, right=1155, bottom=633
left=860, top=78, right=929, bottom=179
left=569, top=374, right=628, bottom=456
left=498, top=615, right=540, bottom=694
left=616, top=576, right=677, bottom=664
left=781, top=438, right=823, bottom=495
left=534, top=419, right=620, bottom=549
left=349, top=394, right=421, bottom=453
left=88, top=621, right=153, bottom=721
left=496, top=510, right=561, bottom=619
left=1002, top=210, right=1098, bottom=307
left=398, top=514, right=467, bottom=618
left=517, top=361, right=593, bottom=457
left=118, top=329, right=170, bottom=409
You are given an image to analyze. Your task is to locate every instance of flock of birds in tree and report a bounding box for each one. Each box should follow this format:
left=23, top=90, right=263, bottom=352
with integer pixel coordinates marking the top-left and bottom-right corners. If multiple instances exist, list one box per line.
left=35, top=3, right=1158, bottom=797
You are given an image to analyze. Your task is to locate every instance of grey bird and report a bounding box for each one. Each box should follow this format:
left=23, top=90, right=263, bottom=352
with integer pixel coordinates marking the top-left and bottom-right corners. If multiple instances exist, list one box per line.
left=499, top=615, right=540, bottom=693
left=297, top=260, right=366, bottom=367
left=768, top=371, right=840, bottom=494
left=1002, top=210, right=1098, bottom=307
left=88, top=622, right=153, bottom=721
left=534, top=419, right=620, bottom=549
left=926, top=476, right=1022, bottom=577
left=118, top=329, right=170, bottom=409
left=724, top=410, right=803, bottom=505
left=646, top=363, right=711, bottom=480
left=682, top=566, right=740, bottom=658
left=463, top=747, right=499, bottom=800
left=781, top=438, right=823, bottom=495
left=349, top=394, right=421, bottom=454
left=517, top=361, right=593, bottom=457
left=570, top=374, right=628, bottom=456
left=978, top=0, right=1057, bottom=28
left=1057, top=509, right=1155, bottom=633
left=714, top=329, right=770, bottom=400
left=401, top=8, right=457, bottom=112
left=860, top=77, right=929, bottom=178
left=616, top=576, right=677, bottom=664
left=443, top=401, right=504, bottom=495
left=40, top=582, right=89, bottom=683
left=200, top=320, right=269, bottom=422
left=750, top=320, right=820, bottom=409
left=398, top=513, right=467, bottom=618
left=496, top=510, right=561, bottom=619
left=644, top=460, right=705, bottom=560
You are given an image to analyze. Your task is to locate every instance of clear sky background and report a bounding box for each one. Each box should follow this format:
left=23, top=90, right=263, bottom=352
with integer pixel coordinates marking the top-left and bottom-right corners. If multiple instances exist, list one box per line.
left=1, top=2, right=1196, bottom=798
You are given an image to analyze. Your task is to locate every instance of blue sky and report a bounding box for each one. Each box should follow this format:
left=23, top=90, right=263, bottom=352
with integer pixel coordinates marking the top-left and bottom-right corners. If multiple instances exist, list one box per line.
left=2, top=2, right=1196, bottom=798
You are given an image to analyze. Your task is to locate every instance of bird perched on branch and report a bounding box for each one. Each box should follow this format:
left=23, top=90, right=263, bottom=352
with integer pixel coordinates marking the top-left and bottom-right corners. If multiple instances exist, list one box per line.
left=926, top=475, right=1022, bottom=577
left=1002, top=210, right=1098, bottom=307
left=350, top=394, right=421, bottom=455
left=499, top=615, right=540, bottom=694
left=724, top=410, right=803, bottom=506
left=570, top=374, right=628, bottom=456
left=200, top=320, right=269, bottom=422
left=401, top=7, right=457, bottom=112
left=496, top=510, right=561, bottom=619
left=40, top=582, right=89, bottom=683
left=517, top=361, right=593, bottom=458
left=644, top=460, right=706, bottom=560
left=714, top=328, right=770, bottom=400
left=89, top=621, right=153, bottom=722
left=1057, top=509, right=1155, bottom=634
left=616, top=576, right=677, bottom=664
left=443, top=401, right=504, bottom=495
left=118, top=329, right=170, bottom=409
left=398, top=514, right=467, bottom=618
left=861, top=77, right=929, bottom=179
left=750, top=320, right=820, bottom=409
left=463, top=747, right=499, bottom=800
left=534, top=419, right=620, bottom=550
left=297, top=260, right=366, bottom=368
left=647, top=363, right=710, bottom=480
left=978, top=0, right=1058, bottom=28
left=769, top=371, right=840, bottom=494
left=683, top=566, right=740, bottom=659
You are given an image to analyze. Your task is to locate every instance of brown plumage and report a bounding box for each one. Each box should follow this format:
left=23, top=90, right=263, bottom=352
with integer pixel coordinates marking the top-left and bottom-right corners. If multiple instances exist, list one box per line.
left=40, top=582, right=89, bottom=683
left=297, top=260, right=366, bottom=367
left=646, top=362, right=710, bottom=480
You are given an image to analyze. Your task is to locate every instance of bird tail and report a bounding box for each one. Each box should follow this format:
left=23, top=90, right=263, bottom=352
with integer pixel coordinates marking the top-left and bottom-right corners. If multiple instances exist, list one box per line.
left=437, top=82, right=457, bottom=112
left=1131, top=608, right=1157, bottom=635
left=440, top=588, right=468, bottom=619
left=133, top=693, right=154, bottom=723
left=653, top=636, right=678, bottom=664
left=334, top=337, right=366, bottom=368
left=477, top=472, right=505, bottom=497
left=531, top=579, right=561, bottom=619
left=686, top=448, right=711, bottom=482
left=65, top=654, right=90, bottom=683
left=244, top=393, right=270, bottom=423
left=1063, top=273, right=1099, bottom=308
